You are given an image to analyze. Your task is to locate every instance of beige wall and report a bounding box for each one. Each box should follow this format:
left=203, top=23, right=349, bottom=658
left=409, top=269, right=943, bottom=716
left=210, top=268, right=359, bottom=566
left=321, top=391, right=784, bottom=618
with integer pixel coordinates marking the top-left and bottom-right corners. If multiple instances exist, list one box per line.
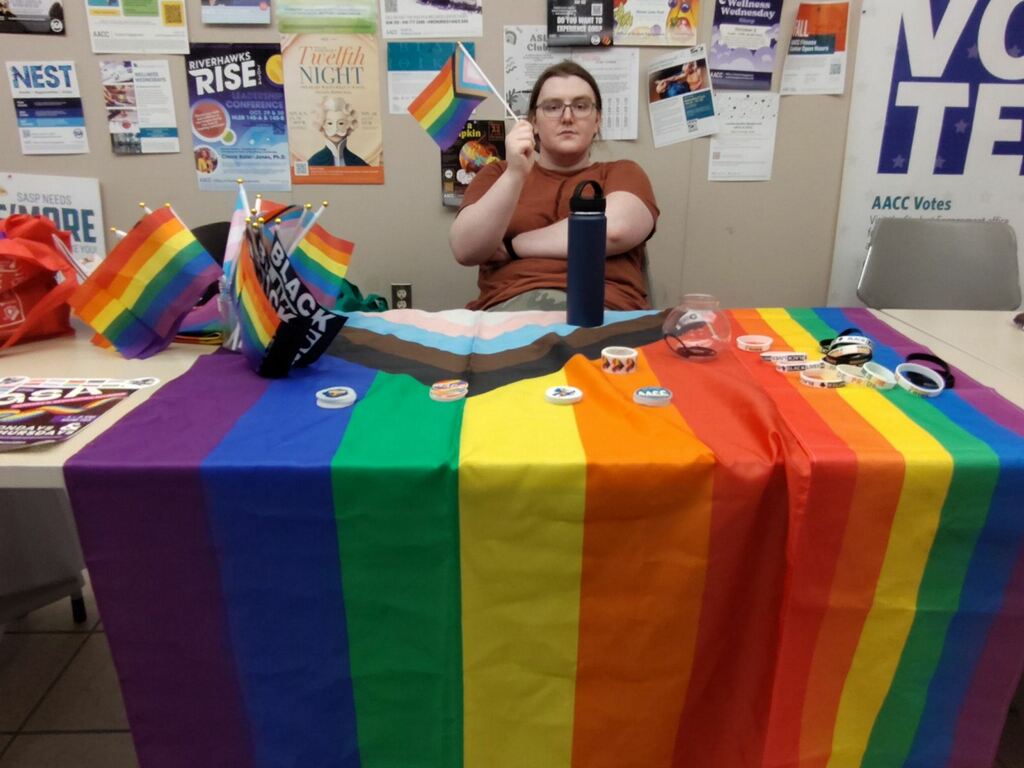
left=1, top=0, right=861, bottom=310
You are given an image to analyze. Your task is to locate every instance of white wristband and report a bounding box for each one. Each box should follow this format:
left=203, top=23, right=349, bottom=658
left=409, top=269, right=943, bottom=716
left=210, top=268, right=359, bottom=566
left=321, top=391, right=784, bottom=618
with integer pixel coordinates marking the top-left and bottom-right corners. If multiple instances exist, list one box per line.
left=862, top=361, right=896, bottom=390
left=895, top=363, right=946, bottom=397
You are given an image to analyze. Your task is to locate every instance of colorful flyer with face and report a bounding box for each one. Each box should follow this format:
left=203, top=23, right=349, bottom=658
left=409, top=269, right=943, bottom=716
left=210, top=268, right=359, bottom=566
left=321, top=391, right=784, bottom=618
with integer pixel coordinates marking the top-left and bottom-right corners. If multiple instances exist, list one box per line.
left=100, top=59, right=179, bottom=155
left=282, top=33, right=384, bottom=185
left=185, top=44, right=291, bottom=192
left=647, top=44, right=718, bottom=147
left=613, top=0, right=698, bottom=47
left=6, top=60, right=88, bottom=154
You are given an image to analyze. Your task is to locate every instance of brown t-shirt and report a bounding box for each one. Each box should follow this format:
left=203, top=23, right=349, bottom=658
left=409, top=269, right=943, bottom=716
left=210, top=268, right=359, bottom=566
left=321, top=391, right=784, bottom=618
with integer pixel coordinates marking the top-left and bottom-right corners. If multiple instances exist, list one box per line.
left=459, top=160, right=659, bottom=310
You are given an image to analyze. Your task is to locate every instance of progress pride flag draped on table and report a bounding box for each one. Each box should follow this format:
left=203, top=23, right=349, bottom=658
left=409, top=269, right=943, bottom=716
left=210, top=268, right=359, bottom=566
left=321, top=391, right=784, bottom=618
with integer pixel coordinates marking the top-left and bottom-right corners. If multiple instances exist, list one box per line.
left=64, top=309, right=1024, bottom=768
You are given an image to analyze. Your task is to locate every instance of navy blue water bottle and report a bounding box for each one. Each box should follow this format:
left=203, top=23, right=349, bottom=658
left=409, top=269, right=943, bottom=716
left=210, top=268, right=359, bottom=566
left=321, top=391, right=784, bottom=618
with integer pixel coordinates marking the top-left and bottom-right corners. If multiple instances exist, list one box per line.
left=567, top=180, right=606, bottom=327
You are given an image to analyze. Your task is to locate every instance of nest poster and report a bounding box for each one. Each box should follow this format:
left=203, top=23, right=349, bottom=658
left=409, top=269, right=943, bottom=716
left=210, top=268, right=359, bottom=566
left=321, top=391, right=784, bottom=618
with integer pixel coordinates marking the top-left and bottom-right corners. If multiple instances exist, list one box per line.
left=185, top=44, right=291, bottom=192
left=282, top=34, right=384, bottom=185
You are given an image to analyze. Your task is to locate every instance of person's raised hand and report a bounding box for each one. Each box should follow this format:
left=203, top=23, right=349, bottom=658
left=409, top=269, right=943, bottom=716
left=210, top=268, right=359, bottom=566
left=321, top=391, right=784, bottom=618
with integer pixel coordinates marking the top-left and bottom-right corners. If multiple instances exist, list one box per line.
left=505, top=118, right=536, bottom=178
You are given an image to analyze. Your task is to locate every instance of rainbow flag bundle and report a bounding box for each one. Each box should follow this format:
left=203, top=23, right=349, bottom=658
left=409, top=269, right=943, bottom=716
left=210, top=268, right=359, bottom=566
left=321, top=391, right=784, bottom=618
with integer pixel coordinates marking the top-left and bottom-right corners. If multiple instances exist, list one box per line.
left=64, top=307, right=1024, bottom=768
left=287, top=223, right=354, bottom=309
left=408, top=44, right=490, bottom=150
left=69, top=207, right=221, bottom=359
left=232, top=222, right=346, bottom=378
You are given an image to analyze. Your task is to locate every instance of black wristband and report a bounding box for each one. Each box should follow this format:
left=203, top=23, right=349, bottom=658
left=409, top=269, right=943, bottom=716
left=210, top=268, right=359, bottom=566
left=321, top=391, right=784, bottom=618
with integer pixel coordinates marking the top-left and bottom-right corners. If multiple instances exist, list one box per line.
left=503, top=235, right=519, bottom=260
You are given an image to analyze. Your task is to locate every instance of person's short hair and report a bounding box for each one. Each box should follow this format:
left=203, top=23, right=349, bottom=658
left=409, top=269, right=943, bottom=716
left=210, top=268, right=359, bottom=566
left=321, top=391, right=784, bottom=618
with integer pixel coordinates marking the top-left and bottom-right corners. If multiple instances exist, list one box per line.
left=313, top=96, right=358, bottom=131
left=527, top=60, right=602, bottom=119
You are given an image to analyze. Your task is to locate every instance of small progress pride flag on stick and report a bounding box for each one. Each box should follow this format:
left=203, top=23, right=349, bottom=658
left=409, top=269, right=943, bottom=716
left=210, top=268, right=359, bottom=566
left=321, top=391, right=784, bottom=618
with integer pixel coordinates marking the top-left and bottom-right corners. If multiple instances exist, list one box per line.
left=70, top=207, right=221, bottom=359
left=408, top=44, right=497, bottom=150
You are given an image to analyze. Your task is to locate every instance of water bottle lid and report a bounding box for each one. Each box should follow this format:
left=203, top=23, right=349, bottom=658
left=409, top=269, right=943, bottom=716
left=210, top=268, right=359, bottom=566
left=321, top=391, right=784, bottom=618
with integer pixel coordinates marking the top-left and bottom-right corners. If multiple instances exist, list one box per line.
left=570, top=180, right=606, bottom=213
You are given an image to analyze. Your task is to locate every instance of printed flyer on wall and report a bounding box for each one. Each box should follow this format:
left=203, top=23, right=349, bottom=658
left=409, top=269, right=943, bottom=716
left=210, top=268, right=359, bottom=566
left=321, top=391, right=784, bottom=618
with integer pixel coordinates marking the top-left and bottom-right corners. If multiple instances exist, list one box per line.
left=709, top=0, right=782, bottom=91
left=0, top=172, right=105, bottom=272
left=547, top=0, right=612, bottom=47
left=0, top=0, right=65, bottom=34
left=185, top=44, right=291, bottom=192
left=504, top=25, right=638, bottom=140
left=441, top=118, right=504, bottom=207
left=6, top=61, right=88, bottom=155
left=708, top=91, right=778, bottom=181
left=613, top=0, right=698, bottom=47
left=201, top=0, right=270, bottom=25
left=780, top=0, right=849, bottom=95
left=380, top=0, right=481, bottom=39
left=283, top=34, right=383, bottom=185
left=0, top=376, right=158, bottom=452
left=276, top=0, right=375, bottom=33
left=85, top=0, right=189, bottom=54
left=647, top=45, right=718, bottom=148
left=386, top=41, right=474, bottom=114
left=99, top=59, right=179, bottom=155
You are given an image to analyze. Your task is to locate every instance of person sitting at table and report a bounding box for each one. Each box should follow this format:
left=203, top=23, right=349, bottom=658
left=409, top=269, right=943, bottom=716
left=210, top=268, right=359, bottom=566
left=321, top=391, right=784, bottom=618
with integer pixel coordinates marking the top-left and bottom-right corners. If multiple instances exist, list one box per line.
left=449, top=61, right=659, bottom=311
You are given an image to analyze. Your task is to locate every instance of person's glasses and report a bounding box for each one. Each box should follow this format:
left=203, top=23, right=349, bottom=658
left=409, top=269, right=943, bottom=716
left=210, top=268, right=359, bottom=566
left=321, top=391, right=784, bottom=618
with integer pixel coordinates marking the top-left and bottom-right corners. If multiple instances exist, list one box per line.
left=537, top=99, right=596, bottom=119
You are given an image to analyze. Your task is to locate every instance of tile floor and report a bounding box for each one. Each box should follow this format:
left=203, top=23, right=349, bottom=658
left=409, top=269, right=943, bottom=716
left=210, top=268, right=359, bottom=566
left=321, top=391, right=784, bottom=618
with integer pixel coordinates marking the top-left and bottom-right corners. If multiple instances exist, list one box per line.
left=0, top=574, right=1022, bottom=768
left=0, top=575, right=137, bottom=768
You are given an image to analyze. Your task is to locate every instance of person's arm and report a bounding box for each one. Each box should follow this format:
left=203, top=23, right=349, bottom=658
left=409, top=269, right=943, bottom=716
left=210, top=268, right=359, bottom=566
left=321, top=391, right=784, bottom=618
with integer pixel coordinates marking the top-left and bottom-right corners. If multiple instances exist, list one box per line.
left=449, top=119, right=535, bottom=267
left=509, top=190, right=655, bottom=260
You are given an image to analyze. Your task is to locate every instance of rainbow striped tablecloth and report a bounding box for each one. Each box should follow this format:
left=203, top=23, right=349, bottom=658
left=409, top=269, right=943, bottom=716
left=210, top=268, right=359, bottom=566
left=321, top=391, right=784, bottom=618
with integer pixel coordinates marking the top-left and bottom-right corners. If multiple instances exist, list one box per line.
left=64, top=307, right=1024, bottom=768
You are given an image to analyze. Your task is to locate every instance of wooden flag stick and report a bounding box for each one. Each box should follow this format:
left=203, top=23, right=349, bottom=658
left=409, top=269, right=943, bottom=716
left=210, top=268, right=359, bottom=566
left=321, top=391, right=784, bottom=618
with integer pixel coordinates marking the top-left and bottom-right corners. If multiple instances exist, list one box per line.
left=457, top=41, right=521, bottom=122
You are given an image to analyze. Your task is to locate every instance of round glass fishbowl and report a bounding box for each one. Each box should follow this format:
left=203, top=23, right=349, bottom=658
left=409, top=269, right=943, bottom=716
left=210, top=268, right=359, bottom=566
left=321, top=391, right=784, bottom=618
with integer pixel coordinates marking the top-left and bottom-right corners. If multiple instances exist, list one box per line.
left=662, top=293, right=732, bottom=359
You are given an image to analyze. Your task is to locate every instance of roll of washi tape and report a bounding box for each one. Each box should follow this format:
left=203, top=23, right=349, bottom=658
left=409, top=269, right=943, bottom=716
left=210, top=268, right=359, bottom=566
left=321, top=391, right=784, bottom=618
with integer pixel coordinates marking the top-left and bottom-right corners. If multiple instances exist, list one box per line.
left=429, top=379, right=469, bottom=402
left=895, top=363, right=946, bottom=397
left=545, top=385, right=583, bottom=404
left=760, top=350, right=808, bottom=363
left=601, top=346, right=638, bottom=374
left=836, top=364, right=870, bottom=386
left=862, top=361, right=896, bottom=390
left=633, top=386, right=673, bottom=407
left=737, top=335, right=773, bottom=352
left=800, top=368, right=845, bottom=389
left=316, top=386, right=357, bottom=409
left=776, top=359, right=823, bottom=373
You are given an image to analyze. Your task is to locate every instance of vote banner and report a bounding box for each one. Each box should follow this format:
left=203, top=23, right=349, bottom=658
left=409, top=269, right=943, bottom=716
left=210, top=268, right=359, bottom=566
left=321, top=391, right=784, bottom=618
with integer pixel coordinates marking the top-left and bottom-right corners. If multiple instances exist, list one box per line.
left=829, top=0, right=1024, bottom=305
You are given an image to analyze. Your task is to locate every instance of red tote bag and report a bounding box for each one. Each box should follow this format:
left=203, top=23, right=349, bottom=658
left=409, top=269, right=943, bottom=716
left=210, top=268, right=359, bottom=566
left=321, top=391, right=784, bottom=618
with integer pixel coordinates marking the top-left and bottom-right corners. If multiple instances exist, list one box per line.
left=0, top=215, right=80, bottom=350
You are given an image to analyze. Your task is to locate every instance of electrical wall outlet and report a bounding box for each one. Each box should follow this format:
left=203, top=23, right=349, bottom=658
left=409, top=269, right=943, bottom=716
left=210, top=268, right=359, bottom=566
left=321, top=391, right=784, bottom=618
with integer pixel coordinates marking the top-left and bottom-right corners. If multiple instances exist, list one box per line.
left=390, top=283, right=412, bottom=309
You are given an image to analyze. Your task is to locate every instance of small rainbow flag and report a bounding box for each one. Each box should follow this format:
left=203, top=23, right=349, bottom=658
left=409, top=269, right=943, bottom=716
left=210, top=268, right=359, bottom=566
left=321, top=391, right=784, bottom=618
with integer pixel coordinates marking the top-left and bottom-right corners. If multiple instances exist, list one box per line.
left=408, top=45, right=490, bottom=150
left=69, top=207, right=221, bottom=359
left=233, top=235, right=280, bottom=371
left=288, top=223, right=354, bottom=309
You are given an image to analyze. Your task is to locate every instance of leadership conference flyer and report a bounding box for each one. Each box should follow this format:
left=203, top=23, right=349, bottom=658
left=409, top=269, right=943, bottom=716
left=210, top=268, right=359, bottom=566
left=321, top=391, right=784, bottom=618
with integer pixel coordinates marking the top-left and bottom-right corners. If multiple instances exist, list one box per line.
left=185, top=44, right=291, bottom=192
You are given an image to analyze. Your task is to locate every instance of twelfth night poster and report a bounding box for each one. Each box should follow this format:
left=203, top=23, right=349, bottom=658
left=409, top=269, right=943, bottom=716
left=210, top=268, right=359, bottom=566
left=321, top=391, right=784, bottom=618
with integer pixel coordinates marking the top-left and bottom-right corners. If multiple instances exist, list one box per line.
left=282, top=33, right=383, bottom=185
